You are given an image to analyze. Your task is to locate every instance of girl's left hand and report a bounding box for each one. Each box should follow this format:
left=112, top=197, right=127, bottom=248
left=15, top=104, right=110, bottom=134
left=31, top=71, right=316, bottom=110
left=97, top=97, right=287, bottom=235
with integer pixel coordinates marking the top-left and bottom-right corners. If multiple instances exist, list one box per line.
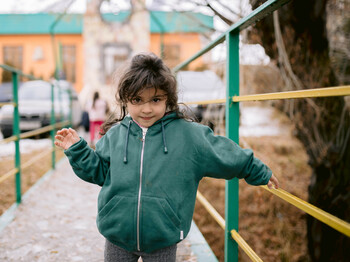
left=267, top=174, right=279, bottom=189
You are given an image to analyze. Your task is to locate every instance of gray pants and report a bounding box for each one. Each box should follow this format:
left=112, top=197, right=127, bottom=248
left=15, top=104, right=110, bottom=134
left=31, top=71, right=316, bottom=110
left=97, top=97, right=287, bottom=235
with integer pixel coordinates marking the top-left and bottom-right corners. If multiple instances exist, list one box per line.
left=104, top=240, right=177, bottom=262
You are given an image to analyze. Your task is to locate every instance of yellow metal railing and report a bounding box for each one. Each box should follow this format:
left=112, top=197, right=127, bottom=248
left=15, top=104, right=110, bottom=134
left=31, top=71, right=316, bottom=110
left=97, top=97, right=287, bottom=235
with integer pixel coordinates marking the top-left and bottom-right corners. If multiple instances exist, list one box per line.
left=230, top=230, right=263, bottom=262
left=185, top=86, right=350, bottom=105
left=196, top=190, right=263, bottom=261
left=262, top=186, right=350, bottom=237
left=196, top=191, right=225, bottom=230
left=190, top=85, right=350, bottom=260
left=0, top=169, right=18, bottom=184
left=232, top=85, right=350, bottom=102
left=0, top=148, right=55, bottom=185
left=0, top=120, right=70, bottom=145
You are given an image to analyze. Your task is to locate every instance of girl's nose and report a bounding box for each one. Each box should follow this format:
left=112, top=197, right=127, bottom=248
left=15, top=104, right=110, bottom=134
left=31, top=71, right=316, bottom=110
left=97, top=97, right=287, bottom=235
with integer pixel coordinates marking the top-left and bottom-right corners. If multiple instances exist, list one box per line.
left=141, top=102, right=152, bottom=113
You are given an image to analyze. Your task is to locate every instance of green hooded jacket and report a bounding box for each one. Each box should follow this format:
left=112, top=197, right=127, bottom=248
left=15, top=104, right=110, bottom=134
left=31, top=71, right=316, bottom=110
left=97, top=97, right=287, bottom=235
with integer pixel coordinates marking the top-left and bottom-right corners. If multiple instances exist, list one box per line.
left=64, top=112, right=272, bottom=253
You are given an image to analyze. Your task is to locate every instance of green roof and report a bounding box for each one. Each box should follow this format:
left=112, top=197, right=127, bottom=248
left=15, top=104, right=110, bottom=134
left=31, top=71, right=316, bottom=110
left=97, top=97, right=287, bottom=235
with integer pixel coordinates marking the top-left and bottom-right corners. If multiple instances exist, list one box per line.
left=0, top=13, right=82, bottom=34
left=150, top=11, right=213, bottom=33
left=101, top=11, right=131, bottom=23
left=0, top=12, right=213, bottom=35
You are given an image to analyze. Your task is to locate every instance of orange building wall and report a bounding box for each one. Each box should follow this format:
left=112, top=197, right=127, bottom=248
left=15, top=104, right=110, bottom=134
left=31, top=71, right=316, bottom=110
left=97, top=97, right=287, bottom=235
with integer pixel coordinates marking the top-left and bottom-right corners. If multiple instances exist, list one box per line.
left=150, top=33, right=205, bottom=70
left=0, top=34, right=83, bottom=93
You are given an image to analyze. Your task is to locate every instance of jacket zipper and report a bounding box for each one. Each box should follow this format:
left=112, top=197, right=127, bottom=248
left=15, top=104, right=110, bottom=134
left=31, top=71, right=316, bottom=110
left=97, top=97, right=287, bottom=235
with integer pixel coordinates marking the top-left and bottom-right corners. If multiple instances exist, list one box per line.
left=137, top=129, right=147, bottom=251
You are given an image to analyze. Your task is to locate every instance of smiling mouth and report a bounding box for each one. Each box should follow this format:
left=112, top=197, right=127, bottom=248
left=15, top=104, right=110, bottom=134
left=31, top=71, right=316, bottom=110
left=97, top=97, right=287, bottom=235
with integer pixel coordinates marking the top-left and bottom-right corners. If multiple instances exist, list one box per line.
left=141, top=116, right=153, bottom=120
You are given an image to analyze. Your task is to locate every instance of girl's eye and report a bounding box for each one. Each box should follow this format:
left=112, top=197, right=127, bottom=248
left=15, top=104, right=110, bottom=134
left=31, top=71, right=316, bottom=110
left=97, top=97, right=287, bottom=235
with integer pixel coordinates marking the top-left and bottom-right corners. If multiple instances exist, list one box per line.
left=131, top=97, right=141, bottom=104
left=152, top=98, right=160, bottom=103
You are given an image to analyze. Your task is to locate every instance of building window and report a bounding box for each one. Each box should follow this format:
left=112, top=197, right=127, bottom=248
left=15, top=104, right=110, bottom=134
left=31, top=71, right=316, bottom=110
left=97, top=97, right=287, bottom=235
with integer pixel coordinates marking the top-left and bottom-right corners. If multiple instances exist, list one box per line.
left=32, top=46, right=44, bottom=61
left=163, top=44, right=181, bottom=69
left=102, top=43, right=131, bottom=84
left=3, top=46, right=23, bottom=69
left=62, top=45, right=76, bottom=83
left=2, top=46, right=23, bottom=82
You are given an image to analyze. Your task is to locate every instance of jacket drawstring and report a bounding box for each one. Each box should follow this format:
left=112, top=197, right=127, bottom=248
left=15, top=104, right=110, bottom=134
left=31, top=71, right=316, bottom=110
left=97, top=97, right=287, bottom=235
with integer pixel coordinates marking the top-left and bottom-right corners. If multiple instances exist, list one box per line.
left=124, top=120, right=132, bottom=163
left=161, top=120, right=168, bottom=154
left=124, top=119, right=168, bottom=163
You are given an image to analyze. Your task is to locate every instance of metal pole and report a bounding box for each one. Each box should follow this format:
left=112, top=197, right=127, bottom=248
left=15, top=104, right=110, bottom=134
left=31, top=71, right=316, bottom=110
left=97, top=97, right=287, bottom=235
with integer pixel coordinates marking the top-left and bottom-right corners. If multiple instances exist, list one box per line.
left=149, top=12, right=165, bottom=59
left=225, top=30, right=240, bottom=262
left=58, top=82, right=63, bottom=122
left=50, top=84, right=56, bottom=169
left=68, top=89, right=73, bottom=127
left=12, top=72, right=21, bottom=204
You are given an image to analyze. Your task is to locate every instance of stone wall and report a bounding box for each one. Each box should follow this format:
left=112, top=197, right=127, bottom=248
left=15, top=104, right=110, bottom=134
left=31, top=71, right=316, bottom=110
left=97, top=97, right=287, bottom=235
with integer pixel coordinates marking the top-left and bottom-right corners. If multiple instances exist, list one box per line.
left=81, top=0, right=150, bottom=110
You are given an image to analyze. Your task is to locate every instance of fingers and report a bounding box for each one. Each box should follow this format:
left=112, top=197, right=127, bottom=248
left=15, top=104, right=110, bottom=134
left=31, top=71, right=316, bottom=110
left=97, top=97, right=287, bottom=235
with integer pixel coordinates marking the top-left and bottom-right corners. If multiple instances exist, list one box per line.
left=56, top=128, right=78, bottom=139
left=54, top=139, right=67, bottom=150
left=55, top=128, right=79, bottom=150
left=54, top=140, right=63, bottom=148
left=56, top=128, right=69, bottom=136
left=68, top=128, right=79, bottom=139
left=267, top=181, right=273, bottom=189
left=55, top=134, right=65, bottom=141
left=271, top=174, right=279, bottom=189
left=267, top=174, right=279, bottom=189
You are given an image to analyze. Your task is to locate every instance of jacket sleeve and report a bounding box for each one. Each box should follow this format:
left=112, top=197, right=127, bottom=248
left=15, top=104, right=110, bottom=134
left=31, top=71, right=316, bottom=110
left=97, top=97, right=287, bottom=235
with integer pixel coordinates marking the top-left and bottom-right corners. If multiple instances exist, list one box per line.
left=64, top=135, right=110, bottom=186
left=197, top=125, right=272, bottom=185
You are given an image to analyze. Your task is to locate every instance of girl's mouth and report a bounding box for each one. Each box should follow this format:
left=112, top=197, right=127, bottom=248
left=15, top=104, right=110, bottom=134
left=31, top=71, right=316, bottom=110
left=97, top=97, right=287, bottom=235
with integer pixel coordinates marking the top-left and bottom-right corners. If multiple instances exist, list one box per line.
left=141, top=117, right=152, bottom=120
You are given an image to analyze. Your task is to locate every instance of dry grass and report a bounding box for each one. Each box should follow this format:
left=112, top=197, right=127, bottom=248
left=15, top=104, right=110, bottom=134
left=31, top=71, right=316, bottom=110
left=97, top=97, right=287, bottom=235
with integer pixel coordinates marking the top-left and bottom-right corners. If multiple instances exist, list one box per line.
left=193, top=136, right=312, bottom=262
left=0, top=149, right=65, bottom=215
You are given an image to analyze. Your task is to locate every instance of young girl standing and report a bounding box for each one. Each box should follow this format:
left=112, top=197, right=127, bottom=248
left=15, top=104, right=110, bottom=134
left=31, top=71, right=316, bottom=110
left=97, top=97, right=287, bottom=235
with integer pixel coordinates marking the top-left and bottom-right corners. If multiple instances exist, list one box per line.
left=55, top=53, right=279, bottom=262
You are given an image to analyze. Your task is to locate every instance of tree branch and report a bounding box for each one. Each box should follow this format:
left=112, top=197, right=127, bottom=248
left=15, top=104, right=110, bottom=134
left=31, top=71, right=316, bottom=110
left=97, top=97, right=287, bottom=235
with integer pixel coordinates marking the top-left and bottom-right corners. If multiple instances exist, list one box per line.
left=205, top=1, right=234, bottom=26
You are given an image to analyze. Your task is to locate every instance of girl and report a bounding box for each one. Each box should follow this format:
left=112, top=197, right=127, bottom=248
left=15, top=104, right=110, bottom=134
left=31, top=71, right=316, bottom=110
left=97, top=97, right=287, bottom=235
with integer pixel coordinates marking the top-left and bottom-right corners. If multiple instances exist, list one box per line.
left=55, top=53, right=279, bottom=262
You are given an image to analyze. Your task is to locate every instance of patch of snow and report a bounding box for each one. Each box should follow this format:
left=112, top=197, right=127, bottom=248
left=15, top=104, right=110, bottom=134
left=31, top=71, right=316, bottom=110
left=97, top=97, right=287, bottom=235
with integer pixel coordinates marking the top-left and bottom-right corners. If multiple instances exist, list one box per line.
left=0, top=139, right=52, bottom=159
left=240, top=106, right=290, bottom=137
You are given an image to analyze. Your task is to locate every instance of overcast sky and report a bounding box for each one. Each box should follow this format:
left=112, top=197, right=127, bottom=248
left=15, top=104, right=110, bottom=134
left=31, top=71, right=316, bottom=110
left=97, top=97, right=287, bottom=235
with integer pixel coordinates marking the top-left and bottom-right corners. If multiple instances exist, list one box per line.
left=0, top=0, right=86, bottom=13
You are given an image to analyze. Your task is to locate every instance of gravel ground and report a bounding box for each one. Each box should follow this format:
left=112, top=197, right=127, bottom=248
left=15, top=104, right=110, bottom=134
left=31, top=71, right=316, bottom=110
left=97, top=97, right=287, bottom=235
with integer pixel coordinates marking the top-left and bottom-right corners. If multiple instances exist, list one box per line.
left=0, top=157, right=200, bottom=262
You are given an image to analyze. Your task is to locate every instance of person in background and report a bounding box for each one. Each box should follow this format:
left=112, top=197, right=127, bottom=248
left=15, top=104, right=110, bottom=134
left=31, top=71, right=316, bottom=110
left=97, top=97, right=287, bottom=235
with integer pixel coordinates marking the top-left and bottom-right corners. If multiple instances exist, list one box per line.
left=86, top=91, right=108, bottom=146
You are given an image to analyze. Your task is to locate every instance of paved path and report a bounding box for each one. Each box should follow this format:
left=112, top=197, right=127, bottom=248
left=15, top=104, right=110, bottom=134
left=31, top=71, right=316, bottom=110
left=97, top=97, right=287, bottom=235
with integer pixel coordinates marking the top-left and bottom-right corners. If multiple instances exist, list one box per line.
left=0, top=157, right=215, bottom=261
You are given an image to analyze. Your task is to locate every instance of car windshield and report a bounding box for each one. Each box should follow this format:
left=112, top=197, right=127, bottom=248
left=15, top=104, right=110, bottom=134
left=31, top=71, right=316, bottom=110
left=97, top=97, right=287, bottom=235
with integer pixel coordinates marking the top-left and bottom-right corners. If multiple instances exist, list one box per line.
left=19, top=82, right=69, bottom=101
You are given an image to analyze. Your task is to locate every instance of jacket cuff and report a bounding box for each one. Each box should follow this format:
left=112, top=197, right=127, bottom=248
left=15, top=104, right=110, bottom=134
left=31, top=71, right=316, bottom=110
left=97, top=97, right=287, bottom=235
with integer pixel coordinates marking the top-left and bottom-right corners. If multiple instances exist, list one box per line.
left=245, top=165, right=272, bottom=186
left=262, top=168, right=273, bottom=185
left=64, top=137, right=87, bottom=156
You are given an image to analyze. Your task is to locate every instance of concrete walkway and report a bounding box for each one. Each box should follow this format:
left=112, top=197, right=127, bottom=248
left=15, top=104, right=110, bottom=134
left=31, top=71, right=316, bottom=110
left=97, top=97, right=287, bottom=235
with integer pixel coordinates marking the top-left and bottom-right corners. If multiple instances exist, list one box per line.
left=0, top=157, right=217, bottom=262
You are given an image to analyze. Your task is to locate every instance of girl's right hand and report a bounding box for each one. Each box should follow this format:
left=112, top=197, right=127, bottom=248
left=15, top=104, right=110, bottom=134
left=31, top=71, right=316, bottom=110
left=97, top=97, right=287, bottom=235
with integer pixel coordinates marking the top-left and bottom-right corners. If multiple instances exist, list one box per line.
left=55, top=128, right=80, bottom=150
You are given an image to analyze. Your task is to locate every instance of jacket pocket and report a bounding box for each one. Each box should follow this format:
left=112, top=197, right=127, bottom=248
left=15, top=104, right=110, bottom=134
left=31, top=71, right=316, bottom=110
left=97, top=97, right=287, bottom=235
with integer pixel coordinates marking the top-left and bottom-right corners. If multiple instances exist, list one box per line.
left=141, top=196, right=181, bottom=251
left=97, top=195, right=136, bottom=250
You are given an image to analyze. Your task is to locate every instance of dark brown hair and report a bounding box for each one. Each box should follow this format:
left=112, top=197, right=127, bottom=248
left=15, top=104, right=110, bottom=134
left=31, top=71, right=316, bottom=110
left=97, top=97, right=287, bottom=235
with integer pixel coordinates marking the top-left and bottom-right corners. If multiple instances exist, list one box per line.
left=100, top=53, right=183, bottom=135
left=92, top=91, right=99, bottom=108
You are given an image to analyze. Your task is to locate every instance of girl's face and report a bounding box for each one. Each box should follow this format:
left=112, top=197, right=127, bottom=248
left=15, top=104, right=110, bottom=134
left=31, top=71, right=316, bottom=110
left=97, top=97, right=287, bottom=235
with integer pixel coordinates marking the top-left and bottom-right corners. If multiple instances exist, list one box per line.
left=127, top=87, right=167, bottom=127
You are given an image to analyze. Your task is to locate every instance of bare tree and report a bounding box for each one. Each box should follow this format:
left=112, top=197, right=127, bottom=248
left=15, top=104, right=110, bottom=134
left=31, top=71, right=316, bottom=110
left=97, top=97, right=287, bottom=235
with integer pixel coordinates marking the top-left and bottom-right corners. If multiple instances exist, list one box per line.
left=248, top=1, right=350, bottom=261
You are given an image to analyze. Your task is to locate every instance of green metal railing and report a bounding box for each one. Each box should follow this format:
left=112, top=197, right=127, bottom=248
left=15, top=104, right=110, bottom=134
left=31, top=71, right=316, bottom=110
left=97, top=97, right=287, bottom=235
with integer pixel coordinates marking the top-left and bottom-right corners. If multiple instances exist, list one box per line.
left=0, top=64, right=72, bottom=204
left=173, top=0, right=350, bottom=261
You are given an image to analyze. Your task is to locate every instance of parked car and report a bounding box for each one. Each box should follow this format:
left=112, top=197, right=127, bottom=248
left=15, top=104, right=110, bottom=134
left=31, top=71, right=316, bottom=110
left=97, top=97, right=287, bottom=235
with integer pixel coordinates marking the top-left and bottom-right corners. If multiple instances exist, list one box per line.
left=0, top=82, right=22, bottom=103
left=0, top=80, right=82, bottom=138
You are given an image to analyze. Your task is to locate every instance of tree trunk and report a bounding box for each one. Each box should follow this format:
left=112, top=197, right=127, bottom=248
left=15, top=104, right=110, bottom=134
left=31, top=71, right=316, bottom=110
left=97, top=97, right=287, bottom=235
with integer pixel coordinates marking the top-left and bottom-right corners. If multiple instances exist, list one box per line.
left=249, top=0, right=350, bottom=260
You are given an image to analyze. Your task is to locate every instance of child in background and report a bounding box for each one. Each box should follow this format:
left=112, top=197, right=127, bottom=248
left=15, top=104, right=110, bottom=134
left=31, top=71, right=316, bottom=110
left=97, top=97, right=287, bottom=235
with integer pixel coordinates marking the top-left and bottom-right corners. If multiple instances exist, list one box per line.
left=86, top=91, right=108, bottom=146
left=55, top=53, right=279, bottom=262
